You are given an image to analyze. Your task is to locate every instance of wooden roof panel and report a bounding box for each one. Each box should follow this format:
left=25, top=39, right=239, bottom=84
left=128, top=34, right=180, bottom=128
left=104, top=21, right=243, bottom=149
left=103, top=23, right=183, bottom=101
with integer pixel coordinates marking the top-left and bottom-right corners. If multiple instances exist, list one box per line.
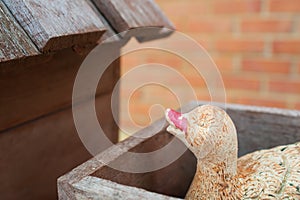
left=0, top=1, right=39, bottom=62
left=97, top=14, right=122, bottom=44
left=91, top=0, right=175, bottom=41
left=0, top=0, right=174, bottom=62
left=2, top=0, right=107, bottom=52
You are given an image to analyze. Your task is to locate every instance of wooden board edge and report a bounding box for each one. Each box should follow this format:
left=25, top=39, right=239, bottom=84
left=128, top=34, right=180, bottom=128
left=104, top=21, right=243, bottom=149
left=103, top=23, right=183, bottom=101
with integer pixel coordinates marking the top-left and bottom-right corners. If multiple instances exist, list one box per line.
left=69, top=176, right=182, bottom=200
left=192, top=101, right=300, bottom=117
left=57, top=179, right=78, bottom=200
left=135, top=27, right=174, bottom=43
left=42, top=29, right=106, bottom=52
left=3, top=0, right=108, bottom=53
left=0, top=1, right=40, bottom=62
left=91, top=0, right=175, bottom=42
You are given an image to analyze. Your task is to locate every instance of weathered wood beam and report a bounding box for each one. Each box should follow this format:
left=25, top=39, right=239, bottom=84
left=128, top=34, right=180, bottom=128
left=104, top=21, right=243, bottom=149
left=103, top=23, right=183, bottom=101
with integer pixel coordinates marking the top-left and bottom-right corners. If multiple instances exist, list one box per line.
left=97, top=14, right=121, bottom=44
left=71, top=176, right=182, bottom=200
left=83, top=0, right=121, bottom=44
left=2, top=0, right=106, bottom=52
left=91, top=0, right=175, bottom=42
left=0, top=1, right=39, bottom=62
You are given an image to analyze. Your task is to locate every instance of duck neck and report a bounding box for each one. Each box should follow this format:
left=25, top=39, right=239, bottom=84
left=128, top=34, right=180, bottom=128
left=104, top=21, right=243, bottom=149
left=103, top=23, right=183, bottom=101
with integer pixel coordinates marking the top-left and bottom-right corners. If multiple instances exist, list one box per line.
left=186, top=152, right=241, bottom=199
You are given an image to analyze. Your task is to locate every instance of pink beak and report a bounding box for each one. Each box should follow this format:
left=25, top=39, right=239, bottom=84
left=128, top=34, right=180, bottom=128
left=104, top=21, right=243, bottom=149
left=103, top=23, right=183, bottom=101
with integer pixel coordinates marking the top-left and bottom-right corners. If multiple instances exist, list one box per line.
left=166, top=109, right=188, bottom=132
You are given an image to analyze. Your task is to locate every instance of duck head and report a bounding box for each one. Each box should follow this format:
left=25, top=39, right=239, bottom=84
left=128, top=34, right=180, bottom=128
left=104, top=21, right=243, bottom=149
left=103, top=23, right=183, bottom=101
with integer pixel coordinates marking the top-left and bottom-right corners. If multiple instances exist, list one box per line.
left=165, top=105, right=238, bottom=163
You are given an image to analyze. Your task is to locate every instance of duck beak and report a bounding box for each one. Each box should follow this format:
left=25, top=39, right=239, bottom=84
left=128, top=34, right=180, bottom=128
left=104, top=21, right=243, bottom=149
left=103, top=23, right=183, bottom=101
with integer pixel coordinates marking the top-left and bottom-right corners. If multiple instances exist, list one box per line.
left=165, top=109, right=188, bottom=134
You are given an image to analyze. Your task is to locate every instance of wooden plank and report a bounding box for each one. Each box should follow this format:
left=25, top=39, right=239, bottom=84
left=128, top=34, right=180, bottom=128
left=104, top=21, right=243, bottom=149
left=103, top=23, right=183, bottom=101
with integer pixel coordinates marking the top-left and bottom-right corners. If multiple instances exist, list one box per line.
left=72, top=176, right=181, bottom=200
left=83, top=0, right=121, bottom=44
left=0, top=46, right=120, bottom=132
left=224, top=103, right=300, bottom=156
left=91, top=130, right=195, bottom=198
left=135, top=27, right=174, bottom=43
left=58, top=101, right=300, bottom=199
left=97, top=14, right=121, bottom=44
left=0, top=94, right=118, bottom=200
left=91, top=0, right=174, bottom=41
left=2, top=0, right=106, bottom=52
left=0, top=1, right=39, bottom=62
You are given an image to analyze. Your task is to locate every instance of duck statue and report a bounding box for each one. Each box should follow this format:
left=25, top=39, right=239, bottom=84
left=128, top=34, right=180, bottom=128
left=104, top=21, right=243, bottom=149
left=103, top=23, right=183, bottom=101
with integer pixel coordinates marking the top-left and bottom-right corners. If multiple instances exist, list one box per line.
left=165, top=105, right=300, bottom=199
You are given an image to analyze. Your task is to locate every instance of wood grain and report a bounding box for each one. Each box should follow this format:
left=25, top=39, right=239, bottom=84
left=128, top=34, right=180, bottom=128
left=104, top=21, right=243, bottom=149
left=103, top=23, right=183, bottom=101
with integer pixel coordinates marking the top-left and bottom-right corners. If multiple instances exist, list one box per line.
left=91, top=0, right=174, bottom=41
left=0, top=94, right=118, bottom=200
left=83, top=0, right=121, bottom=44
left=58, top=102, right=300, bottom=199
left=0, top=46, right=120, bottom=132
left=72, top=176, right=181, bottom=200
left=97, top=14, right=121, bottom=44
left=224, top=103, right=300, bottom=156
left=0, top=1, right=39, bottom=62
left=92, top=137, right=196, bottom=198
left=2, top=0, right=106, bottom=52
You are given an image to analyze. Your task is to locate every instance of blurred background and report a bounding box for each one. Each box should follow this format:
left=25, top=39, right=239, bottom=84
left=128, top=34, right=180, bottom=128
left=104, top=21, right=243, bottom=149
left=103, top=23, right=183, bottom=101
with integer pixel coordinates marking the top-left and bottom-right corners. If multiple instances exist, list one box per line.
left=119, top=0, right=300, bottom=138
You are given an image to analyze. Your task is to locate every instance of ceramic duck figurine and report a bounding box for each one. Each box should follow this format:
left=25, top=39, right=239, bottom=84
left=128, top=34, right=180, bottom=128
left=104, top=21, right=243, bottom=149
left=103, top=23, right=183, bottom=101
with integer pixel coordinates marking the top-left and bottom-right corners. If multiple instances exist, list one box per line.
left=165, top=105, right=300, bottom=199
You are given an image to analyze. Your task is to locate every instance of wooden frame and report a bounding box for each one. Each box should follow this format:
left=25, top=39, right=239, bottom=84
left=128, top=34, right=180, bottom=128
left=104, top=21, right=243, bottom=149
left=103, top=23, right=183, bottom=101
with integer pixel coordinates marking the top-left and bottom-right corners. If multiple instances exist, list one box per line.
left=1, top=1, right=174, bottom=198
left=58, top=101, right=300, bottom=199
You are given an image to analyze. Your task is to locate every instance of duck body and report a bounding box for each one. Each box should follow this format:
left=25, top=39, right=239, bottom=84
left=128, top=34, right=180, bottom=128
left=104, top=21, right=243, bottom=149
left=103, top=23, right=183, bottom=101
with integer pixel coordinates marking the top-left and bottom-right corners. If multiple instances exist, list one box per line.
left=238, top=142, right=300, bottom=199
left=165, top=105, right=300, bottom=200
left=186, top=143, right=300, bottom=200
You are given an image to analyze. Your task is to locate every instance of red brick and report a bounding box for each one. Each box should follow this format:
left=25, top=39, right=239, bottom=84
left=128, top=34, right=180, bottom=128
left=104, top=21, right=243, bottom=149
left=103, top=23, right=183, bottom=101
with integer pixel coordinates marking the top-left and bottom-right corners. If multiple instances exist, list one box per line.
left=158, top=1, right=208, bottom=16
left=223, top=76, right=261, bottom=91
left=270, top=0, right=300, bottom=12
left=157, top=1, right=208, bottom=31
left=121, top=55, right=141, bottom=72
left=195, top=92, right=211, bottom=102
left=119, top=0, right=300, bottom=133
left=269, top=80, right=300, bottom=93
left=186, top=75, right=207, bottom=88
left=129, top=104, right=152, bottom=116
left=235, top=98, right=286, bottom=108
left=128, top=113, right=151, bottom=127
left=122, top=50, right=186, bottom=73
left=194, top=38, right=213, bottom=50
left=295, top=103, right=300, bottom=110
left=144, top=55, right=183, bottom=69
left=165, top=36, right=213, bottom=51
left=215, top=39, right=264, bottom=53
left=213, top=56, right=234, bottom=72
left=187, top=18, right=232, bottom=33
left=297, top=21, right=300, bottom=32
left=241, top=19, right=292, bottom=32
left=213, top=0, right=261, bottom=14
left=242, top=58, right=291, bottom=74
left=273, top=40, right=300, bottom=54
left=128, top=103, right=172, bottom=119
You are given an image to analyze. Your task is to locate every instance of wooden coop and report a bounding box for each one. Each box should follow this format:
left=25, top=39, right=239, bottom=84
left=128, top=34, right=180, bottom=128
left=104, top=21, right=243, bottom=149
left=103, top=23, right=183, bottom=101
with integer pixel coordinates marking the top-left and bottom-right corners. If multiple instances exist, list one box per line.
left=59, top=101, right=300, bottom=199
left=0, top=0, right=173, bottom=199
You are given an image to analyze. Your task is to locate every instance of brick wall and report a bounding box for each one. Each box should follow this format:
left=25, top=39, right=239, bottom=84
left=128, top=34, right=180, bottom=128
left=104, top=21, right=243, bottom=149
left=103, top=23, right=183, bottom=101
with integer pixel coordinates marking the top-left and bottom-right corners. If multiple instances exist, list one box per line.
left=120, top=0, right=300, bottom=135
